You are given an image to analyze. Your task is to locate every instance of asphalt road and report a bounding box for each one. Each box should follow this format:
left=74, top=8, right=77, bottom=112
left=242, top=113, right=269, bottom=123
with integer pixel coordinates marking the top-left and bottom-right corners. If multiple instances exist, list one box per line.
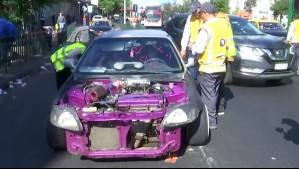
left=0, top=69, right=299, bottom=168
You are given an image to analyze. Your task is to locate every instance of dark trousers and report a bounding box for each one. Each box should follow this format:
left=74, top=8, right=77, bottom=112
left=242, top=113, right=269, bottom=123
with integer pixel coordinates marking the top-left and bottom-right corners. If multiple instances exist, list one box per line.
left=187, top=50, right=199, bottom=81
left=292, top=43, right=299, bottom=69
left=55, top=68, right=71, bottom=90
left=198, top=72, right=225, bottom=125
left=217, top=76, right=225, bottom=112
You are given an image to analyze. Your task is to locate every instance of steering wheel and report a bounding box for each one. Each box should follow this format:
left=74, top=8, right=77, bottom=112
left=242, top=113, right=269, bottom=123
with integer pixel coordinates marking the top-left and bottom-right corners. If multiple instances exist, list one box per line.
left=144, top=58, right=167, bottom=65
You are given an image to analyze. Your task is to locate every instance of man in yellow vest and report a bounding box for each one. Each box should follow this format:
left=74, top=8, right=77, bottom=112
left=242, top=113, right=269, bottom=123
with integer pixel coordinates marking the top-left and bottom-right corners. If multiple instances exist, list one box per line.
left=190, top=2, right=230, bottom=130
left=215, top=12, right=236, bottom=116
left=50, top=42, right=86, bottom=89
left=287, top=15, right=299, bottom=75
left=180, top=1, right=202, bottom=81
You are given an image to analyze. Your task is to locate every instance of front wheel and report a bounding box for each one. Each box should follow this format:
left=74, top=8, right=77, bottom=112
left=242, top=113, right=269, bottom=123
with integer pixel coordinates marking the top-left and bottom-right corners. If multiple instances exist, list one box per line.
left=47, top=120, right=66, bottom=151
left=186, top=104, right=210, bottom=146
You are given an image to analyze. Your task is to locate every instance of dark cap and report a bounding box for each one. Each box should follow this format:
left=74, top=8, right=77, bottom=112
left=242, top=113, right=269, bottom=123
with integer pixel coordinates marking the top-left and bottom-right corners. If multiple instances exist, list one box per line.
left=200, top=2, right=216, bottom=13
left=188, top=1, right=202, bottom=13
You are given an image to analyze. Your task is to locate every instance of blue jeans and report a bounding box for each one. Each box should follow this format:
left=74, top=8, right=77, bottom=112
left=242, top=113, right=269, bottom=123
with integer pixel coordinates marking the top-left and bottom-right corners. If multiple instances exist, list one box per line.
left=187, top=50, right=199, bottom=80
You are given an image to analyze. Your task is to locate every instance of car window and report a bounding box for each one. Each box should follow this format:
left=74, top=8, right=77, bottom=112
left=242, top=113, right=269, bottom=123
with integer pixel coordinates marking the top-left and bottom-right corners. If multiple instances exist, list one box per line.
left=77, top=37, right=183, bottom=74
left=259, top=22, right=285, bottom=30
left=250, top=21, right=258, bottom=28
left=92, top=21, right=110, bottom=26
left=230, top=17, right=264, bottom=35
left=172, top=17, right=187, bottom=30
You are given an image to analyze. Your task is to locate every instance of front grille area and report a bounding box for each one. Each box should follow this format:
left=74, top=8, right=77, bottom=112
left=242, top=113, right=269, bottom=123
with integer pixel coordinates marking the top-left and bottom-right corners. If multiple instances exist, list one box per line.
left=88, top=122, right=119, bottom=150
left=263, top=68, right=293, bottom=74
left=268, top=49, right=288, bottom=60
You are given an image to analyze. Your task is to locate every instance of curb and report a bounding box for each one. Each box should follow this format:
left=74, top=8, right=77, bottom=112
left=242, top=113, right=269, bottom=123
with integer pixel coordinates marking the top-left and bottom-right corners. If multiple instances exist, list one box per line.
left=0, top=57, right=51, bottom=90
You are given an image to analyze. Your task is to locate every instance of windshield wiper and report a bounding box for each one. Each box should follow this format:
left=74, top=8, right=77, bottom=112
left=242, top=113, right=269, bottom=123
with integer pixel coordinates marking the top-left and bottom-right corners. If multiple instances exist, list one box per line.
left=120, top=70, right=173, bottom=74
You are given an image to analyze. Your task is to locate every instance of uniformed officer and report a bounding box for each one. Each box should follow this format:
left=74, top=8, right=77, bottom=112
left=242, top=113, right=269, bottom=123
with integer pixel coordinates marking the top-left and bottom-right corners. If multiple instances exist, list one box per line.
left=287, top=15, right=299, bottom=75
left=191, top=2, right=230, bottom=129
left=50, top=42, right=86, bottom=89
left=180, top=1, right=203, bottom=81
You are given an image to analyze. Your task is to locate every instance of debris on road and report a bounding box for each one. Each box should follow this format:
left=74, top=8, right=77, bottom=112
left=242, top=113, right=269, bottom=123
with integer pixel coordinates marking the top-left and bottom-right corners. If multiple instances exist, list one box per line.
left=40, top=66, right=48, bottom=71
left=0, top=88, right=7, bottom=95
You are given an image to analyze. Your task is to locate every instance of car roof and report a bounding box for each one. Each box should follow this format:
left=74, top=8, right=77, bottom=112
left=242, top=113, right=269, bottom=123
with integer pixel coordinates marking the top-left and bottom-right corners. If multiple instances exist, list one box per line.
left=99, top=29, right=170, bottom=38
left=249, top=19, right=279, bottom=23
left=174, top=13, right=241, bottom=20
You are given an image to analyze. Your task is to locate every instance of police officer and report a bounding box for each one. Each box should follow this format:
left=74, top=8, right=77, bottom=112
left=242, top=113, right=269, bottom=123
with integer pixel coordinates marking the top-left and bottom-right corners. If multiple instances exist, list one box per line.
left=287, top=15, right=299, bottom=75
left=191, top=2, right=230, bottom=129
left=50, top=42, right=86, bottom=89
left=180, top=1, right=202, bottom=81
left=215, top=12, right=236, bottom=115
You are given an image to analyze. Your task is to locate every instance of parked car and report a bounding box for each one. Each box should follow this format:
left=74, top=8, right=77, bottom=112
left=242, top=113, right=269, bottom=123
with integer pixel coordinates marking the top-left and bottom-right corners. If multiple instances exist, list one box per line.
left=67, top=26, right=99, bottom=44
left=249, top=19, right=287, bottom=38
left=163, top=14, right=296, bottom=84
left=47, top=29, right=210, bottom=159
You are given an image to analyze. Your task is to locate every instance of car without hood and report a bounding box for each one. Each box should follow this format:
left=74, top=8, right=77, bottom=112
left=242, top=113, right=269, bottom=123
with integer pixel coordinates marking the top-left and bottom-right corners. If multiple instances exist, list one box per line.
left=47, top=29, right=210, bottom=159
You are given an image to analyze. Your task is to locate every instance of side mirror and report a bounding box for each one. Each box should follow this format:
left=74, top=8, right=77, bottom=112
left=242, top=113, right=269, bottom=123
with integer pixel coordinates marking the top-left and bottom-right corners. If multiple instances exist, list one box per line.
left=64, top=58, right=78, bottom=69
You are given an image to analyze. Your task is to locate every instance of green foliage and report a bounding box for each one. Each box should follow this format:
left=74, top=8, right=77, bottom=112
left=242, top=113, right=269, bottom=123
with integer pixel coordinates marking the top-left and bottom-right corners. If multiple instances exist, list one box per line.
left=211, top=0, right=230, bottom=13
left=244, top=0, right=257, bottom=12
left=270, top=0, right=288, bottom=17
left=0, top=0, right=59, bottom=24
left=99, top=0, right=130, bottom=15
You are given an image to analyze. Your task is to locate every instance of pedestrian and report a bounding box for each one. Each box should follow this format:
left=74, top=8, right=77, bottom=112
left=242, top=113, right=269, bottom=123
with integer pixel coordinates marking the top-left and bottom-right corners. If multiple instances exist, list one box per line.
left=180, top=1, right=202, bottom=81
left=190, top=2, right=230, bottom=130
left=0, top=18, right=19, bottom=71
left=41, top=12, right=45, bottom=27
left=51, top=14, right=56, bottom=26
left=50, top=42, right=87, bottom=89
left=215, top=12, right=236, bottom=116
left=57, top=12, right=66, bottom=31
left=287, top=15, right=299, bottom=75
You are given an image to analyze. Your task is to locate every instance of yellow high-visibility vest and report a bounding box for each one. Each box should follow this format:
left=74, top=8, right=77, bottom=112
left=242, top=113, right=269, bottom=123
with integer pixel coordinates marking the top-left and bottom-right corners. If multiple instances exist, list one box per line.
left=290, top=20, right=299, bottom=43
left=190, top=15, right=203, bottom=43
left=199, top=19, right=229, bottom=73
left=216, top=12, right=236, bottom=58
left=50, top=43, right=86, bottom=72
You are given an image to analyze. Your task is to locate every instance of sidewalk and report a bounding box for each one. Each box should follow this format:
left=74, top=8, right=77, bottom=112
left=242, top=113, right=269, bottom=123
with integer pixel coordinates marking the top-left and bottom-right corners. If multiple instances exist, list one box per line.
left=0, top=56, right=52, bottom=90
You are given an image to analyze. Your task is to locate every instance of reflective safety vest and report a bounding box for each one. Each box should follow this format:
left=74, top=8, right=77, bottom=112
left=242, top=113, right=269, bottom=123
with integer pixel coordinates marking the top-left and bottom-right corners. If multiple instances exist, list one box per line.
left=290, top=20, right=299, bottom=43
left=50, top=43, right=86, bottom=72
left=216, top=12, right=236, bottom=59
left=199, top=18, right=229, bottom=73
left=190, top=15, right=203, bottom=43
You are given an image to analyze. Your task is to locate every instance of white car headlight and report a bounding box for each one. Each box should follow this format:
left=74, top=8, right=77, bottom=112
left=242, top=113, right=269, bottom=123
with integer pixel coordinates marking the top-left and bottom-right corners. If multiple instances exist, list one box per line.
left=239, top=46, right=264, bottom=56
left=161, top=103, right=199, bottom=128
left=50, top=105, right=83, bottom=132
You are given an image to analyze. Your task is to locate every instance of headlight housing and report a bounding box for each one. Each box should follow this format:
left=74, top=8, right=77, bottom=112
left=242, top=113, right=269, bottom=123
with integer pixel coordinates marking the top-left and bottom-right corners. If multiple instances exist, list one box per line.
left=49, top=105, right=83, bottom=132
left=238, top=46, right=264, bottom=56
left=161, top=102, right=199, bottom=128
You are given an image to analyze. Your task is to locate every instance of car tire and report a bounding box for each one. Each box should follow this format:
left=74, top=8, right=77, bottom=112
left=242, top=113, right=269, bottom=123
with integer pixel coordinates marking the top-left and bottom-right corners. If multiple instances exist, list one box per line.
left=47, top=120, right=66, bottom=151
left=224, top=62, right=234, bottom=85
left=186, top=104, right=210, bottom=146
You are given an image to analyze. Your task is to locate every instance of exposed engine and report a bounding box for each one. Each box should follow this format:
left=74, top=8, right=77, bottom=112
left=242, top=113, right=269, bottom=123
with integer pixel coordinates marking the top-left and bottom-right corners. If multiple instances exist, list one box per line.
left=79, top=78, right=170, bottom=113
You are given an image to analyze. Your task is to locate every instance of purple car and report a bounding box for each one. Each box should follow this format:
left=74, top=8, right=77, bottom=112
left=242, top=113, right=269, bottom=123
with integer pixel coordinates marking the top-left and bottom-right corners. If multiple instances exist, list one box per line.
left=47, top=29, right=210, bottom=159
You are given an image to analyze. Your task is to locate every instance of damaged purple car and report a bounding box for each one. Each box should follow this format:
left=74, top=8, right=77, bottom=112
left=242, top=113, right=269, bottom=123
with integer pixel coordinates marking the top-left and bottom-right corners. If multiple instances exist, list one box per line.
left=47, top=30, right=210, bottom=159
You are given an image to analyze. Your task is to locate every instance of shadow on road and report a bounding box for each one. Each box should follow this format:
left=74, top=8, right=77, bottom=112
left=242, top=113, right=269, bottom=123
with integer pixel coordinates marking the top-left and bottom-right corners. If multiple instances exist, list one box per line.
left=233, top=78, right=294, bottom=88
left=276, top=118, right=299, bottom=145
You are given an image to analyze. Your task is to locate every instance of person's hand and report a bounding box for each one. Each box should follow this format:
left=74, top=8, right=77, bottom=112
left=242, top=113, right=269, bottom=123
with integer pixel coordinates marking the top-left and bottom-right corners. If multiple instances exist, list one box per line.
left=180, top=50, right=187, bottom=59
left=188, top=42, right=194, bottom=50
left=227, top=57, right=234, bottom=62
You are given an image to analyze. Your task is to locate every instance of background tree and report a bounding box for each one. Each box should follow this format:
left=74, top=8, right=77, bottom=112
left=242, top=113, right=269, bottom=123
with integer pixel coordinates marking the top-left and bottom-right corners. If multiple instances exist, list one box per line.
left=270, top=0, right=288, bottom=19
left=177, top=0, right=191, bottom=13
left=244, top=0, right=257, bottom=12
left=99, top=0, right=130, bottom=16
left=211, top=0, right=230, bottom=13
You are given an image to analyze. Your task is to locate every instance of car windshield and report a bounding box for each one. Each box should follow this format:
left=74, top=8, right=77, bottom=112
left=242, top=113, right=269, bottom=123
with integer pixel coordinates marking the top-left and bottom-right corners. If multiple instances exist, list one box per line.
left=77, top=37, right=183, bottom=75
left=146, top=10, right=161, bottom=22
left=230, top=17, right=264, bottom=35
left=92, top=21, right=110, bottom=26
left=259, top=22, right=285, bottom=30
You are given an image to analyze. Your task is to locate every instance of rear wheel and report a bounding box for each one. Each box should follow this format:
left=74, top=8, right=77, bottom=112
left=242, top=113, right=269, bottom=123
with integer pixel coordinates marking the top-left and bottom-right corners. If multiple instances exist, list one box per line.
left=186, top=104, right=210, bottom=146
left=47, top=120, right=66, bottom=151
